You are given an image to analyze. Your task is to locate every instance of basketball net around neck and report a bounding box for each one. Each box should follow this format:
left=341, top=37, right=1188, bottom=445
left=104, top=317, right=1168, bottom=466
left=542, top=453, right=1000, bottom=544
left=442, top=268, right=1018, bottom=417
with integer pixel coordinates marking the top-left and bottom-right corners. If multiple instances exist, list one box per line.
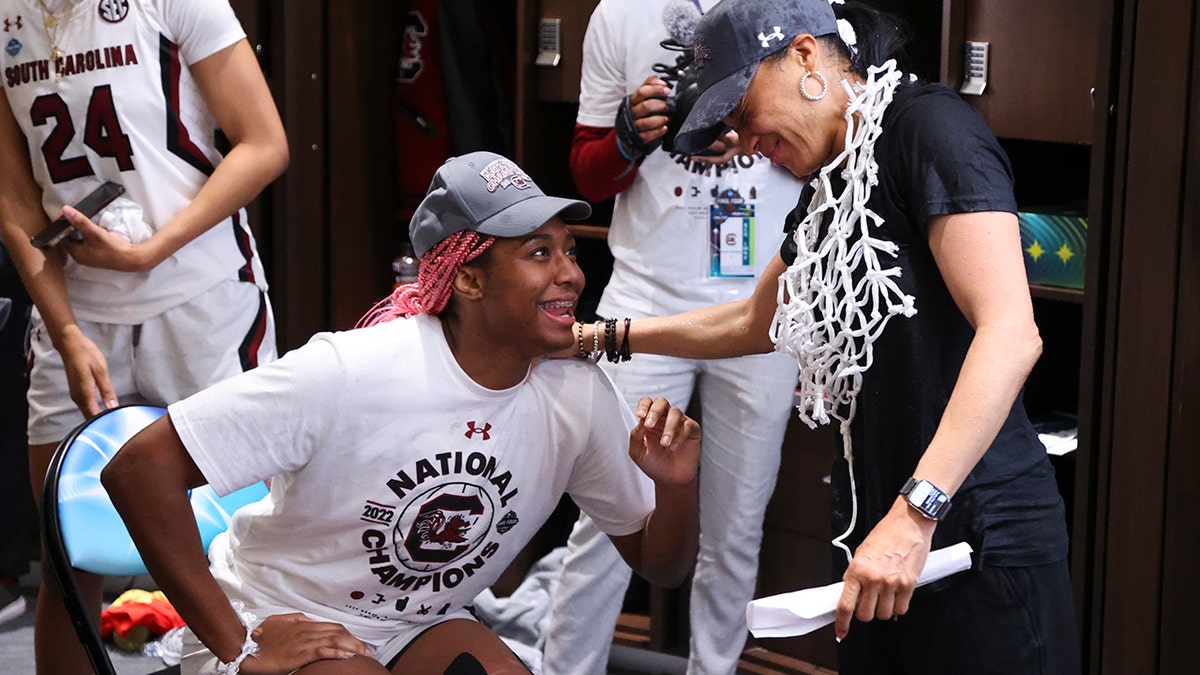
left=769, top=59, right=914, bottom=562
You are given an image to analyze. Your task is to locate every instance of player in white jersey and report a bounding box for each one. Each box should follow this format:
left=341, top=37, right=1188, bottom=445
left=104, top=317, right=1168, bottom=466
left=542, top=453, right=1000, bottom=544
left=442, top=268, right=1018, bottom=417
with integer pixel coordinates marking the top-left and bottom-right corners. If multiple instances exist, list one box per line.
left=539, top=1, right=802, bottom=673
left=102, top=152, right=701, bottom=674
left=0, top=0, right=288, bottom=672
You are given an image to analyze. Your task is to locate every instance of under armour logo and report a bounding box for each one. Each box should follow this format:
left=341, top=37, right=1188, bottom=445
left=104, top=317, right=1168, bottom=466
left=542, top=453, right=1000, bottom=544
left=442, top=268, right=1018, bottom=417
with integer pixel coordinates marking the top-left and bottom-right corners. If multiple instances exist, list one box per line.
left=4, top=15, right=22, bottom=31
left=758, top=26, right=784, bottom=48
left=465, top=421, right=492, bottom=440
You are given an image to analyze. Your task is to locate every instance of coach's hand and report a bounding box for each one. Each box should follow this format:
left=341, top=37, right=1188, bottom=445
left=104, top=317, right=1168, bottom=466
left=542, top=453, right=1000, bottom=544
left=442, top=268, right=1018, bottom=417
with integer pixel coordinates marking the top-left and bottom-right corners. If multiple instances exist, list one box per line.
left=834, top=498, right=935, bottom=640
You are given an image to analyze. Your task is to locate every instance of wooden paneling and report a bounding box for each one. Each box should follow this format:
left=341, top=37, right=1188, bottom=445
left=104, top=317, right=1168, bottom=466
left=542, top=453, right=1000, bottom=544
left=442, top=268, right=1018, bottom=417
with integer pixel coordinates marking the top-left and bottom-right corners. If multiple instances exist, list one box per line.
left=326, top=2, right=403, bottom=330
left=1160, top=30, right=1200, bottom=664
left=1087, top=0, right=1200, bottom=672
left=942, top=0, right=1099, bottom=143
left=533, top=0, right=595, bottom=103
left=275, top=1, right=328, bottom=351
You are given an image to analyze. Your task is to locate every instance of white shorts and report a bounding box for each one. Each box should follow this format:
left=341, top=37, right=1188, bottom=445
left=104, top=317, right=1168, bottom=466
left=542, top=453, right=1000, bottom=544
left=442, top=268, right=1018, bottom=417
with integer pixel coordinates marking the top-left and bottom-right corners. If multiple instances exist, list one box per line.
left=179, top=608, right=477, bottom=674
left=27, top=278, right=276, bottom=445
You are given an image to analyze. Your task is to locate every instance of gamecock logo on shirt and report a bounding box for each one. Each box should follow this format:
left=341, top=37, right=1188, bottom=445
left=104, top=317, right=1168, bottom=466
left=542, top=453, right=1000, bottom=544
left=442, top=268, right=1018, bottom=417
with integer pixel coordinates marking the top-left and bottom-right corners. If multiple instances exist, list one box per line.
left=396, top=483, right=493, bottom=571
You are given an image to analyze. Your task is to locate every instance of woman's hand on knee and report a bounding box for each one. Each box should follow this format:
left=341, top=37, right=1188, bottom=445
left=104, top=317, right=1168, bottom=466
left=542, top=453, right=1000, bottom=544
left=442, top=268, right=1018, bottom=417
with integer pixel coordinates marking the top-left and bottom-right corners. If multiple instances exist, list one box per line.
left=241, top=613, right=374, bottom=674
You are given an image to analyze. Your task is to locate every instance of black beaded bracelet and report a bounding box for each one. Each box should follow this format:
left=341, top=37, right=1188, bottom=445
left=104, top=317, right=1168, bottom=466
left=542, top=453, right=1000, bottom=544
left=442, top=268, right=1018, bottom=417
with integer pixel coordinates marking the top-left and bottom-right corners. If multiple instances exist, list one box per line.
left=604, top=317, right=619, bottom=363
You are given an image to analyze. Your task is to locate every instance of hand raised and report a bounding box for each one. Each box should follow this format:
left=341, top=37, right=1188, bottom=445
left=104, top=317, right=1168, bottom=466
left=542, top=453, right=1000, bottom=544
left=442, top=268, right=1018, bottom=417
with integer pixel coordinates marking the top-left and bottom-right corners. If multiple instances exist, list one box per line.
left=627, top=76, right=673, bottom=146
left=628, top=396, right=700, bottom=486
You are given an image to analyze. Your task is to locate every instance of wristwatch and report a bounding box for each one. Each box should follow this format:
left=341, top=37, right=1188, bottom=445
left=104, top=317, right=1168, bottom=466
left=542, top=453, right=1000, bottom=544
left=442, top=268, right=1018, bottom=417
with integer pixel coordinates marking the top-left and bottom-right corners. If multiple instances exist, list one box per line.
left=899, top=477, right=952, bottom=521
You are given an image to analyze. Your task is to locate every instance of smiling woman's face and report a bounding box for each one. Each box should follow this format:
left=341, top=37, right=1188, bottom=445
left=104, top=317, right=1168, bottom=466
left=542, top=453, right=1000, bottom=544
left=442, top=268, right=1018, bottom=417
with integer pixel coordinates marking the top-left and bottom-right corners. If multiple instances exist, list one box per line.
left=723, top=37, right=846, bottom=179
left=467, top=218, right=584, bottom=358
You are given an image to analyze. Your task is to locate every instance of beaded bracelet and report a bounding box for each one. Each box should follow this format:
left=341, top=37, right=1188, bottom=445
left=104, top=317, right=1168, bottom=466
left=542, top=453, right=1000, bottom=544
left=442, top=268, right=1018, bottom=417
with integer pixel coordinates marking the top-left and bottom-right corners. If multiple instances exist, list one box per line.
left=593, top=320, right=603, bottom=361
left=604, top=318, right=619, bottom=363
left=576, top=321, right=587, bottom=359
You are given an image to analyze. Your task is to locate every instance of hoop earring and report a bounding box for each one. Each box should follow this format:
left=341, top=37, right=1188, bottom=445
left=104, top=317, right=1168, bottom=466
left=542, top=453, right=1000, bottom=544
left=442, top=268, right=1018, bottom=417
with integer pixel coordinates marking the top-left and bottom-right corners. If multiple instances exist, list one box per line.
left=801, top=70, right=828, bottom=101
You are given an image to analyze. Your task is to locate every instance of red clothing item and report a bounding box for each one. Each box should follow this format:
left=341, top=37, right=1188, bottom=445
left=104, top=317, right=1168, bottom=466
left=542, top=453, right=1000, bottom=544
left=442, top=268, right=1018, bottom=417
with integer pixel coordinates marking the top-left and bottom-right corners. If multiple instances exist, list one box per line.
left=571, top=124, right=640, bottom=203
left=100, top=589, right=185, bottom=641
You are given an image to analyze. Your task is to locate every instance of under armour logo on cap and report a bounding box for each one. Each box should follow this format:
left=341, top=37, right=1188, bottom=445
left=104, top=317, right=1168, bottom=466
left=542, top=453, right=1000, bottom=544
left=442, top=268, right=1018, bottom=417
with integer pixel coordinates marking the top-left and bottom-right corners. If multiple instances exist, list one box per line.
left=758, top=26, right=784, bottom=48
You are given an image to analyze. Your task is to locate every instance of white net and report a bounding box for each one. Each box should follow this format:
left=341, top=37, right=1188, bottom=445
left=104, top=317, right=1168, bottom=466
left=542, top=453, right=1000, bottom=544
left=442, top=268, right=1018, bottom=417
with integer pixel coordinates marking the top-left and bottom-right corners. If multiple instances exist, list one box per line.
left=769, top=60, right=915, bottom=560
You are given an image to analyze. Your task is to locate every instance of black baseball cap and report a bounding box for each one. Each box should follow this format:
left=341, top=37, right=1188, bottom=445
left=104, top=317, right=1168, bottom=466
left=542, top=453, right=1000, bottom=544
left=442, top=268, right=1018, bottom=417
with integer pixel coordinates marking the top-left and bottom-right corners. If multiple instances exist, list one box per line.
left=674, top=0, right=838, bottom=155
left=410, top=152, right=591, bottom=258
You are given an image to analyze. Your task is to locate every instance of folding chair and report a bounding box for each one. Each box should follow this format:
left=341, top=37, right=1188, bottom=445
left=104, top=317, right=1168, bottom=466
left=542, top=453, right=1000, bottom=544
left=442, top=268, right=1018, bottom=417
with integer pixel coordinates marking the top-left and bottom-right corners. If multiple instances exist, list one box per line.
left=41, top=404, right=269, bottom=675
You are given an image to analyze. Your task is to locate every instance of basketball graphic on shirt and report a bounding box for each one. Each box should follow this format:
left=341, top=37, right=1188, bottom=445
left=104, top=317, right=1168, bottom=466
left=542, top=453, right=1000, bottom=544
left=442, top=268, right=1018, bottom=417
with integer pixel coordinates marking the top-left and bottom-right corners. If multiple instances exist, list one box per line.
left=395, top=482, right=494, bottom=571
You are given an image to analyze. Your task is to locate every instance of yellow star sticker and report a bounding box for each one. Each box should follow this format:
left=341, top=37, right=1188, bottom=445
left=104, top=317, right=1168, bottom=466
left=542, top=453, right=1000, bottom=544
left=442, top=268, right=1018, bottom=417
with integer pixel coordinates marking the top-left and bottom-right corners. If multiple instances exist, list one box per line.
left=1026, top=240, right=1045, bottom=261
left=1056, top=244, right=1074, bottom=264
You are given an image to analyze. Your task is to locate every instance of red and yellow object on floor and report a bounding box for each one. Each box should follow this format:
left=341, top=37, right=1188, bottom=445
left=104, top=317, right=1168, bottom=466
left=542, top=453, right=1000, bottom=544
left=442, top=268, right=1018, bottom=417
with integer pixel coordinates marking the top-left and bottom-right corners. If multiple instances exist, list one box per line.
left=100, top=589, right=185, bottom=652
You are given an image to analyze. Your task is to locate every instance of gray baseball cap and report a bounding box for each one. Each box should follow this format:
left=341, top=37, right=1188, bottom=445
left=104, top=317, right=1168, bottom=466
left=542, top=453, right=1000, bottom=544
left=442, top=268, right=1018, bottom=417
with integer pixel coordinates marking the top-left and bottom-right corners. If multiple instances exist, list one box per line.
left=674, top=0, right=838, bottom=155
left=410, top=152, right=591, bottom=258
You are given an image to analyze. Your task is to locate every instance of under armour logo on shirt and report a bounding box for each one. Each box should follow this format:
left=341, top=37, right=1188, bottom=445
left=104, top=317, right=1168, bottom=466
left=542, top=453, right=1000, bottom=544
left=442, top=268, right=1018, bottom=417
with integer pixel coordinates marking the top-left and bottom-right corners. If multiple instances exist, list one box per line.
left=758, top=27, right=784, bottom=48
left=465, top=421, right=492, bottom=440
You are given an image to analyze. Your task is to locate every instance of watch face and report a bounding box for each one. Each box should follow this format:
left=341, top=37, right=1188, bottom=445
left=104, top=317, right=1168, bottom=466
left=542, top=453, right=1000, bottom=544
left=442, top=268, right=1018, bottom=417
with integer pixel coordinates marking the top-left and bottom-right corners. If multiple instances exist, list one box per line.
left=910, top=479, right=934, bottom=503
left=907, top=479, right=949, bottom=518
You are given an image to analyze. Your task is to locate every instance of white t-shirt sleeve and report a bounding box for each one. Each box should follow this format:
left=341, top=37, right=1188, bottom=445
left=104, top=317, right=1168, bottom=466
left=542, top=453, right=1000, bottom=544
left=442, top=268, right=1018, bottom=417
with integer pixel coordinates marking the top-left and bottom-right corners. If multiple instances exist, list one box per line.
left=566, top=368, right=655, bottom=536
left=156, top=0, right=247, bottom=65
left=169, top=335, right=347, bottom=496
left=577, top=0, right=629, bottom=128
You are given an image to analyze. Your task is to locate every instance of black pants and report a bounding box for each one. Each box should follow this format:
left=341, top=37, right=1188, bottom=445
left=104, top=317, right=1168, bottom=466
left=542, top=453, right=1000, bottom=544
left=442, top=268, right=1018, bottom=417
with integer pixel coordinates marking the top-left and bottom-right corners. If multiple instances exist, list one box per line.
left=837, top=560, right=1081, bottom=675
left=0, top=294, right=32, bottom=580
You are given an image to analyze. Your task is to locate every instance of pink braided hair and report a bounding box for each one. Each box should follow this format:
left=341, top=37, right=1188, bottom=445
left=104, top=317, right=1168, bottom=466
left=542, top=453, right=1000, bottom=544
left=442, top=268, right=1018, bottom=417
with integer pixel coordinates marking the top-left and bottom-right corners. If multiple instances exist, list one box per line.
left=356, top=230, right=496, bottom=328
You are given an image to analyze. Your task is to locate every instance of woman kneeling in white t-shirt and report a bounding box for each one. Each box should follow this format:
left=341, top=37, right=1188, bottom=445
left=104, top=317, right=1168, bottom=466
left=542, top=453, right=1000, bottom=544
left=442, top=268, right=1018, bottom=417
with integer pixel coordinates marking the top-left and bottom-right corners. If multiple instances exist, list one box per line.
left=102, top=152, right=700, bottom=675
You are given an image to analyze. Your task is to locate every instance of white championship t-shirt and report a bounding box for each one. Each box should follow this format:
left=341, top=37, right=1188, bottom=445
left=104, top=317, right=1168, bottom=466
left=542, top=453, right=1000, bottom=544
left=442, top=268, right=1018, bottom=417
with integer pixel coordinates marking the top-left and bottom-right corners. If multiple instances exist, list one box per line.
left=169, top=314, right=655, bottom=645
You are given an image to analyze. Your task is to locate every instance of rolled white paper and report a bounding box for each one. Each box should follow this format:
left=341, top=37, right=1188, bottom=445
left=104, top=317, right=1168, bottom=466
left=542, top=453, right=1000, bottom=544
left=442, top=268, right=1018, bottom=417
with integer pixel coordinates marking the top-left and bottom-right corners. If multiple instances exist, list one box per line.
left=746, top=542, right=974, bottom=638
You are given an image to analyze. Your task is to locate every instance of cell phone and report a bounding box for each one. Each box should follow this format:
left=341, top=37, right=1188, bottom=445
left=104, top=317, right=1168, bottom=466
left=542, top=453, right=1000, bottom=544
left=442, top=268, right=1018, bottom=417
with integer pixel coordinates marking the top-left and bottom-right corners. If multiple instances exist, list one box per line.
left=30, top=181, right=126, bottom=250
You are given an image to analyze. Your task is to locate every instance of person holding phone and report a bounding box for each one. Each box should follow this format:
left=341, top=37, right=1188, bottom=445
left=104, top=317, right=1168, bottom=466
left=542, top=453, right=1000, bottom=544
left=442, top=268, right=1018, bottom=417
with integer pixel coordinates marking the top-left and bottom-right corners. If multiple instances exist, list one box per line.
left=0, top=1, right=288, bottom=672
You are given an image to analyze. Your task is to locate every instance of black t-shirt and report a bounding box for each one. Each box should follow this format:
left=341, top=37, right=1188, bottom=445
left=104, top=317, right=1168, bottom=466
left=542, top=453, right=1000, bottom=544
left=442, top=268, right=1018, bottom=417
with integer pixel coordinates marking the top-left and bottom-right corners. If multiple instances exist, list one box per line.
left=781, top=82, right=1069, bottom=571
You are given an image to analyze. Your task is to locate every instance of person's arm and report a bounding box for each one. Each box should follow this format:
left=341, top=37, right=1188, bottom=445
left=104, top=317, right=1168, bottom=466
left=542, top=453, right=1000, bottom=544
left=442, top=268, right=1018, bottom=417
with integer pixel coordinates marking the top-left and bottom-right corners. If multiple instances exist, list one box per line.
left=570, top=124, right=638, bottom=202
left=102, top=415, right=373, bottom=673
left=0, top=91, right=117, bottom=415
left=62, top=39, right=288, bottom=272
left=577, top=251, right=787, bottom=360
left=833, top=210, right=1041, bottom=638
left=570, top=75, right=672, bottom=203
left=606, top=397, right=701, bottom=587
